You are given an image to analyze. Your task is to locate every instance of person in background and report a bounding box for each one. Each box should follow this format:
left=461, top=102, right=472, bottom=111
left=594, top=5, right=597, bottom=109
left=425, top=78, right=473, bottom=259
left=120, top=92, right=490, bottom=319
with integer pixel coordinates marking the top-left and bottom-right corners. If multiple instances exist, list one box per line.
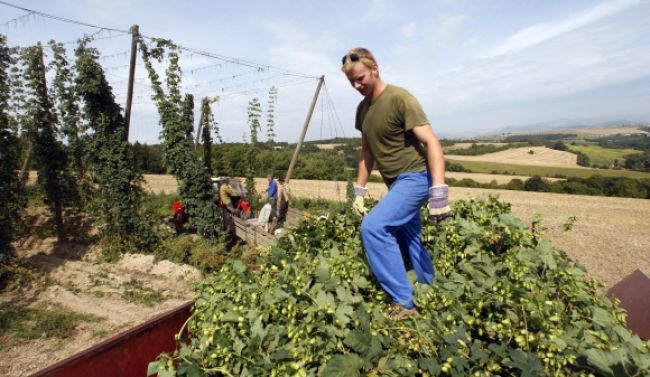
left=275, top=177, right=291, bottom=229
left=219, top=178, right=235, bottom=213
left=342, top=47, right=451, bottom=320
left=171, top=198, right=185, bottom=234
left=237, top=198, right=252, bottom=220
left=266, top=173, right=278, bottom=218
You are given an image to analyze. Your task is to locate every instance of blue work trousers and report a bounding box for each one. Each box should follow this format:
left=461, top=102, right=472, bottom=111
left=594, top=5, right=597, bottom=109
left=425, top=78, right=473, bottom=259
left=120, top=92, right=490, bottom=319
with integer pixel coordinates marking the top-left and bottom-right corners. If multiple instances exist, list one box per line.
left=360, top=170, right=434, bottom=308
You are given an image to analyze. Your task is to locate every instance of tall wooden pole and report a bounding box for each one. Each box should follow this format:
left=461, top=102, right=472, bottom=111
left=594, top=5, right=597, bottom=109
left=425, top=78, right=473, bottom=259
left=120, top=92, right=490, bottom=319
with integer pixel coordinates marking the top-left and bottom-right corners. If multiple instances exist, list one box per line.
left=284, top=75, right=325, bottom=184
left=124, top=24, right=139, bottom=142
left=275, top=75, right=324, bottom=220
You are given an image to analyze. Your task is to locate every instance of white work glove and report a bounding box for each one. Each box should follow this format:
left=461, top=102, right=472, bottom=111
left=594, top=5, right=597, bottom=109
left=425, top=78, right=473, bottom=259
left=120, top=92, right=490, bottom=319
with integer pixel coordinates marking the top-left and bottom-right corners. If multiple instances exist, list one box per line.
left=428, top=184, right=452, bottom=223
left=352, top=186, right=368, bottom=215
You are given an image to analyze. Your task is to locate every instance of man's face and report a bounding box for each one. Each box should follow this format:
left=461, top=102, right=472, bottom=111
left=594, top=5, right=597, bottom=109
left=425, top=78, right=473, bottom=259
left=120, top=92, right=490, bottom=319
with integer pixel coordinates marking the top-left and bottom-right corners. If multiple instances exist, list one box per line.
left=345, top=62, right=378, bottom=98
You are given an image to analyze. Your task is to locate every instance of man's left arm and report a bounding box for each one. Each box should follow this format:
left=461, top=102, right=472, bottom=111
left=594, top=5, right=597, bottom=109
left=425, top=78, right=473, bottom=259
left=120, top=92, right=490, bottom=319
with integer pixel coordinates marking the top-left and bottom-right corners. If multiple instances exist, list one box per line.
left=412, top=125, right=445, bottom=186
left=413, top=125, right=452, bottom=222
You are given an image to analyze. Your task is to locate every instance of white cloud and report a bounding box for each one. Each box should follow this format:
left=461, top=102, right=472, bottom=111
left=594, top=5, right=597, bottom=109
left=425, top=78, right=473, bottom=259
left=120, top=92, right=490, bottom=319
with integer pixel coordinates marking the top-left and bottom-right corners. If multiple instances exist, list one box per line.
left=397, top=14, right=465, bottom=44
left=431, top=14, right=465, bottom=42
left=481, top=0, right=643, bottom=58
left=416, top=11, right=650, bottom=122
left=400, top=22, right=417, bottom=38
left=362, top=0, right=392, bottom=23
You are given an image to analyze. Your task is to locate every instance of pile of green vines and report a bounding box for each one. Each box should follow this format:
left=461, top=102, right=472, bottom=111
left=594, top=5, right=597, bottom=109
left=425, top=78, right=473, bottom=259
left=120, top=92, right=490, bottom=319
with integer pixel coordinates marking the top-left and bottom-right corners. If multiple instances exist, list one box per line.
left=150, top=195, right=649, bottom=376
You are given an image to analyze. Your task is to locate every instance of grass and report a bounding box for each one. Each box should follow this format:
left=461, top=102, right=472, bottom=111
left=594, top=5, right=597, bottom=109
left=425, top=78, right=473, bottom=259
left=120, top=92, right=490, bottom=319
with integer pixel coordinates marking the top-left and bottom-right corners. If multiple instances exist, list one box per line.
left=447, top=159, right=650, bottom=179
left=0, top=263, right=35, bottom=292
left=142, top=192, right=178, bottom=219
left=291, top=197, right=348, bottom=216
left=121, top=279, right=165, bottom=307
left=93, top=330, right=109, bottom=338
left=0, top=303, right=103, bottom=348
left=62, top=280, right=81, bottom=294
left=568, top=144, right=641, bottom=167
left=153, top=234, right=227, bottom=272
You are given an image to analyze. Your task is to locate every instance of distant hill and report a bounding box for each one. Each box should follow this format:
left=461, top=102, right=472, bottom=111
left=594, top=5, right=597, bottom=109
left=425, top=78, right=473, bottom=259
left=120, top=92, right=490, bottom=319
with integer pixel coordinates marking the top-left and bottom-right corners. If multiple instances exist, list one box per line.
left=303, top=121, right=650, bottom=144
left=486, top=119, right=650, bottom=138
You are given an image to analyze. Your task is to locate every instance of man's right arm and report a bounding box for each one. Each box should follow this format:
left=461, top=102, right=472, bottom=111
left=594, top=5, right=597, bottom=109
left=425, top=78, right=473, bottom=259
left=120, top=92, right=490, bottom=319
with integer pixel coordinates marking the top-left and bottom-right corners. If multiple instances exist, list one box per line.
left=356, top=136, right=374, bottom=187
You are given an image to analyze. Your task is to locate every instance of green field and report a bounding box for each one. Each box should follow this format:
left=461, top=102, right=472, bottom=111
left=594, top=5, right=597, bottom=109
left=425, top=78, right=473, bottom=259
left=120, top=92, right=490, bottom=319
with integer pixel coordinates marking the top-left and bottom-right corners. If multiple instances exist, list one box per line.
left=568, top=144, right=640, bottom=166
left=448, top=159, right=650, bottom=179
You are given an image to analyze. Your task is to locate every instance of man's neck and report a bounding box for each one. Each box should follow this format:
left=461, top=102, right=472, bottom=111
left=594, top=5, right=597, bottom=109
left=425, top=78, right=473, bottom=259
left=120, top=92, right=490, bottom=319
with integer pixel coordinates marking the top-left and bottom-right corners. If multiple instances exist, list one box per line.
left=367, top=80, right=387, bottom=101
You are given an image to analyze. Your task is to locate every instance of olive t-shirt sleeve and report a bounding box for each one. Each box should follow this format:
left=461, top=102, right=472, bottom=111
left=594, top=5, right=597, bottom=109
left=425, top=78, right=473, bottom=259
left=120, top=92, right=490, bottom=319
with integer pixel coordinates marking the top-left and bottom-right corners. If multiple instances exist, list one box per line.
left=354, top=100, right=366, bottom=132
left=402, top=94, right=429, bottom=131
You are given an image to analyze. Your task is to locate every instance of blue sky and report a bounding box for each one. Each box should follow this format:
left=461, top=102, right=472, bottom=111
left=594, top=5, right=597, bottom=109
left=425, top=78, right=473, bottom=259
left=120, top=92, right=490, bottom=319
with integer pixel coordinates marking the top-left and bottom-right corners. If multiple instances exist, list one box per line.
left=2, top=0, right=649, bottom=144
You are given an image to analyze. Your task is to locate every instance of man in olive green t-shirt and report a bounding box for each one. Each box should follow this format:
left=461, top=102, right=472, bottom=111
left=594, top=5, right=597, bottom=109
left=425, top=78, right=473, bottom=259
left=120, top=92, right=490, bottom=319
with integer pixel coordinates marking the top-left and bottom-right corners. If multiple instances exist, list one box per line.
left=341, top=47, right=452, bottom=319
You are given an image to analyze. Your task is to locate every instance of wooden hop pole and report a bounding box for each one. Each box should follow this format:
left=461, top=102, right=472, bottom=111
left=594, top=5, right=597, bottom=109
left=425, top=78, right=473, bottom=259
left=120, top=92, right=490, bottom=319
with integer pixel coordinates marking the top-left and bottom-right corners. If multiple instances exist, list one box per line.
left=124, top=24, right=139, bottom=142
left=284, top=75, right=325, bottom=184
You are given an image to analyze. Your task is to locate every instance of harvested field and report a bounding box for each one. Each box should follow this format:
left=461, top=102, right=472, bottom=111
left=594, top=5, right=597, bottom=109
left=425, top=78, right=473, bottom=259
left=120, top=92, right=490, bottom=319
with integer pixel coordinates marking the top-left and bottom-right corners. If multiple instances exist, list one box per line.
left=140, top=174, right=648, bottom=288
left=314, top=143, right=345, bottom=150
left=447, top=146, right=581, bottom=168
left=371, top=170, right=564, bottom=184
left=143, top=174, right=179, bottom=194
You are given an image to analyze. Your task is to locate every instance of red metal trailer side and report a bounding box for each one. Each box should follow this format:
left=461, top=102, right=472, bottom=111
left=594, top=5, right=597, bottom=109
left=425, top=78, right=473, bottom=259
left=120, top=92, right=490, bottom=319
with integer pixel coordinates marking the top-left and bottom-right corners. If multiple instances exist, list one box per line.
left=30, top=301, right=193, bottom=377
left=607, top=269, right=650, bottom=340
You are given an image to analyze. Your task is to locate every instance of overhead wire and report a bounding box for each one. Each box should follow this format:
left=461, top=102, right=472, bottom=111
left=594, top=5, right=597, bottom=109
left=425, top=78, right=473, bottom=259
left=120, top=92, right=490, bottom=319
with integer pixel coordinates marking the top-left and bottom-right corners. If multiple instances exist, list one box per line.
left=322, top=82, right=347, bottom=138
left=0, top=10, right=35, bottom=28
left=140, top=34, right=318, bottom=80
left=0, top=1, right=317, bottom=79
left=0, top=0, right=347, bottom=143
left=0, top=0, right=129, bottom=33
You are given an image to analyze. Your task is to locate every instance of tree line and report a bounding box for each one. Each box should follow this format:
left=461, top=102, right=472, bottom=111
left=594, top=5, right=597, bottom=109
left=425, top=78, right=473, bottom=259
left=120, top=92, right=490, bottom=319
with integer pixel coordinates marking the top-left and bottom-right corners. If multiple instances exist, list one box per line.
left=131, top=141, right=351, bottom=181
left=449, top=175, right=650, bottom=199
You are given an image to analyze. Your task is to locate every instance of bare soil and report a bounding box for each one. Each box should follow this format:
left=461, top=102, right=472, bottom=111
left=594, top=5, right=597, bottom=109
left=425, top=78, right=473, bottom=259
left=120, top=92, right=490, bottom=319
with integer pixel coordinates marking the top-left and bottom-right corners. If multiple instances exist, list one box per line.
left=1, top=207, right=201, bottom=377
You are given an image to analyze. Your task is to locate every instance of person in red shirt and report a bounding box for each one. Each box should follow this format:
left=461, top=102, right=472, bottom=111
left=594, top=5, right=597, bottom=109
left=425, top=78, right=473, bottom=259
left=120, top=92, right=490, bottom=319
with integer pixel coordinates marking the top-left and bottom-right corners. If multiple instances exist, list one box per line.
left=236, top=199, right=251, bottom=220
left=171, top=198, right=185, bottom=234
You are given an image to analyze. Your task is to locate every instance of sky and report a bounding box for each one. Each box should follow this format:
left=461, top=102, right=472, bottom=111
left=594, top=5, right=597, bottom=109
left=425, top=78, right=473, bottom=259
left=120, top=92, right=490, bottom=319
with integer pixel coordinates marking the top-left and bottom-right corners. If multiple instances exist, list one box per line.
left=2, top=0, right=650, bottom=144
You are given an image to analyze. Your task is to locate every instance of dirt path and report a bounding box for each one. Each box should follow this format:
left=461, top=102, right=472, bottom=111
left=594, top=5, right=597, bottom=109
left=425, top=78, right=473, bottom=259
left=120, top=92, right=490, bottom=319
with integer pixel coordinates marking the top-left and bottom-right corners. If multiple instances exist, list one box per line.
left=1, top=209, right=202, bottom=377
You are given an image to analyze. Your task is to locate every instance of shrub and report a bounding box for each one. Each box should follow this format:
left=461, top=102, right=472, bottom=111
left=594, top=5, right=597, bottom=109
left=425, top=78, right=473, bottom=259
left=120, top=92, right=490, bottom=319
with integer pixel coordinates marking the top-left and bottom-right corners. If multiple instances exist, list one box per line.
left=154, top=234, right=227, bottom=272
left=524, top=176, right=550, bottom=191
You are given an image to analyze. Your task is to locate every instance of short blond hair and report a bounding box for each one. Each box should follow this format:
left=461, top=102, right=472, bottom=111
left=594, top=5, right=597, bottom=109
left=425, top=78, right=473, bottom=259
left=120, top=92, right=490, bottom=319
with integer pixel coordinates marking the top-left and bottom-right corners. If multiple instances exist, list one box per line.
left=341, top=47, right=377, bottom=73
